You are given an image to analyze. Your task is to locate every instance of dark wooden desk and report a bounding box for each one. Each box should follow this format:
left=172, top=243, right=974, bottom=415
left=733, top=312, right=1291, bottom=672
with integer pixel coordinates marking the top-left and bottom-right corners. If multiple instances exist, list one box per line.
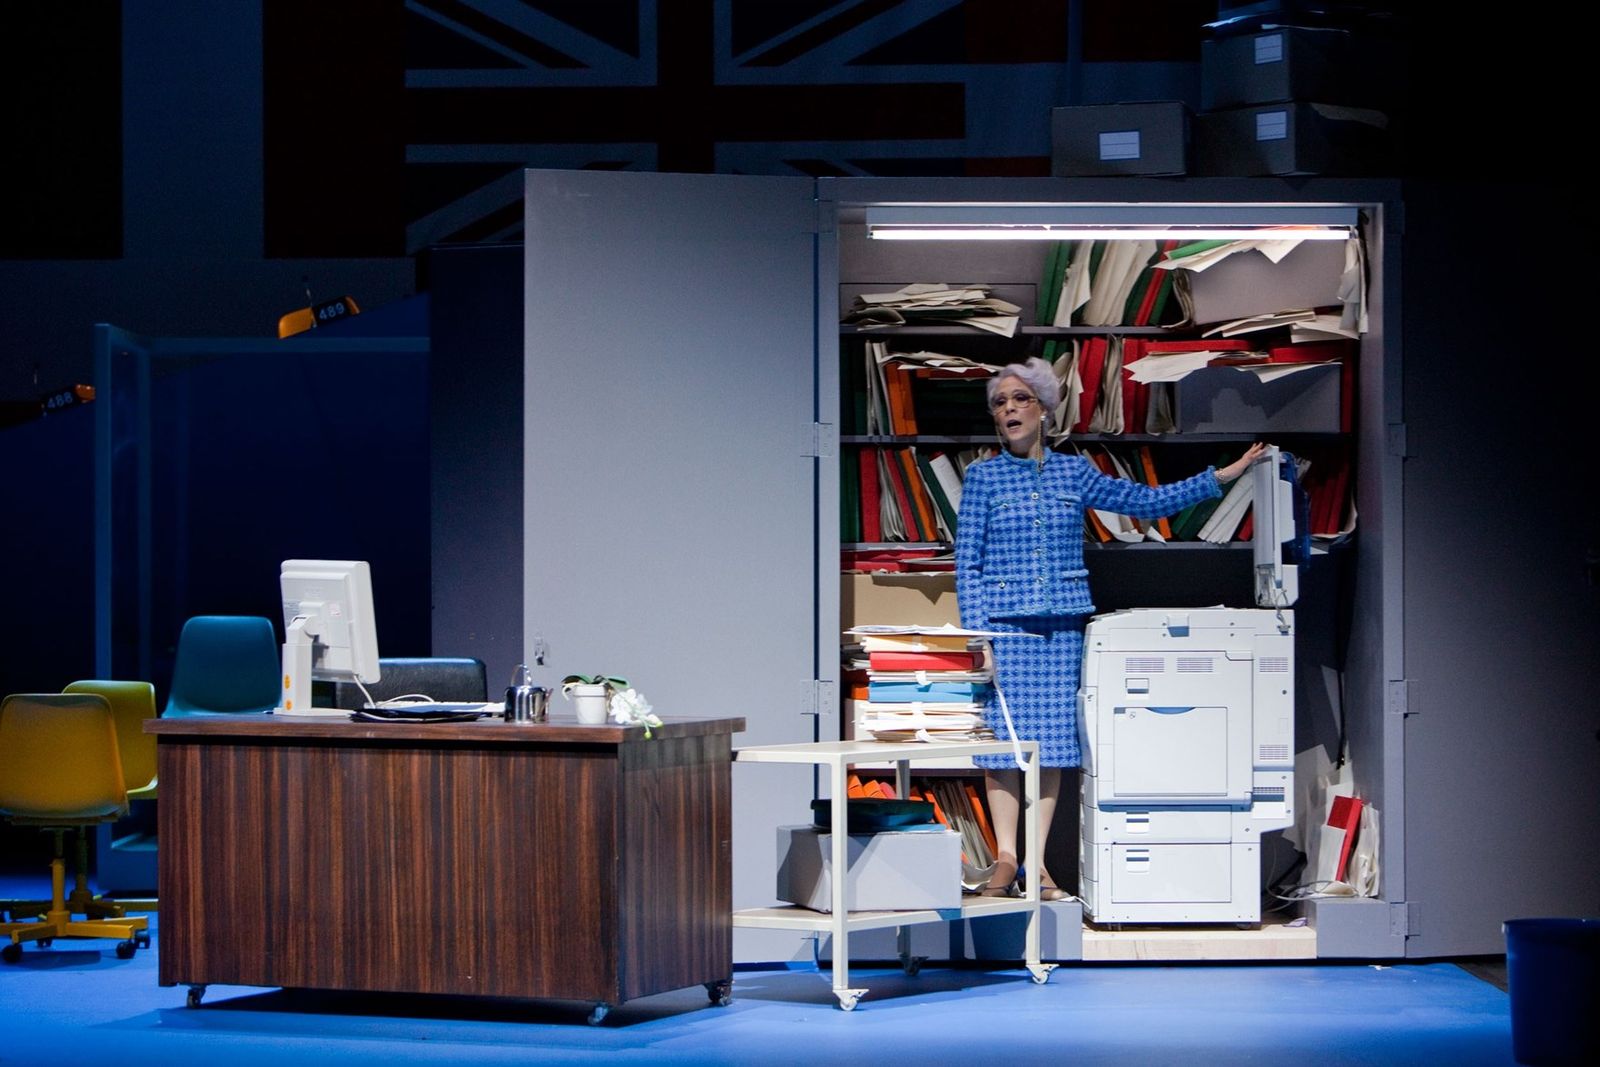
left=147, top=713, right=744, bottom=1021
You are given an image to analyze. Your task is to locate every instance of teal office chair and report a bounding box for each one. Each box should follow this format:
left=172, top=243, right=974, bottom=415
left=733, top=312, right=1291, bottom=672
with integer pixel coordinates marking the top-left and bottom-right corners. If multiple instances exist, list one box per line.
left=330, top=656, right=488, bottom=709
left=162, top=615, right=281, bottom=717
left=0, top=693, right=151, bottom=962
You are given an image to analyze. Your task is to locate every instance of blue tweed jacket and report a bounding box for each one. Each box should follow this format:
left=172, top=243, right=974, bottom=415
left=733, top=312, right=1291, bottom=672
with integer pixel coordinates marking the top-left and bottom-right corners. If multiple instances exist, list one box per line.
left=955, top=450, right=1221, bottom=625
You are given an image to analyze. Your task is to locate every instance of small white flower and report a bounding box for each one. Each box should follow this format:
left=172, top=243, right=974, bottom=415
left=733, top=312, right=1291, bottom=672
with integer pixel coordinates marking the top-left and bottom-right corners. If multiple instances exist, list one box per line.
left=609, top=688, right=662, bottom=736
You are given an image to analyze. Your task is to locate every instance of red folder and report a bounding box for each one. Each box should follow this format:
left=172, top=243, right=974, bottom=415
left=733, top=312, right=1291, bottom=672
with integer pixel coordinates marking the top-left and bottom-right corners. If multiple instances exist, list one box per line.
left=1120, top=338, right=1151, bottom=435
left=1131, top=240, right=1181, bottom=326
left=1141, top=338, right=1253, bottom=355
left=868, top=650, right=983, bottom=671
left=879, top=448, right=923, bottom=541
left=858, top=447, right=883, bottom=542
left=1074, top=337, right=1107, bottom=433
left=1327, top=794, right=1364, bottom=882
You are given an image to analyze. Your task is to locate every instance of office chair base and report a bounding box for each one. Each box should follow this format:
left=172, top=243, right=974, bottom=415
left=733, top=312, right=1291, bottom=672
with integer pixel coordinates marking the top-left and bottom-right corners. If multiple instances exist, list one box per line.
left=0, top=856, right=151, bottom=962
left=4, top=829, right=132, bottom=922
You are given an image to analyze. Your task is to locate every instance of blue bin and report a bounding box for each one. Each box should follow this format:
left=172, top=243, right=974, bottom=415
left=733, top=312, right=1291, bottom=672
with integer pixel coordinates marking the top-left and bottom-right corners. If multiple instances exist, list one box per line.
left=1503, top=917, right=1600, bottom=1065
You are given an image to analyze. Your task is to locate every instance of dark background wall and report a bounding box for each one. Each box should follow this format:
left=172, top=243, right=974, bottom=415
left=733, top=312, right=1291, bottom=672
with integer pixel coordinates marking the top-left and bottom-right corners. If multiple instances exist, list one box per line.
left=4, top=1, right=1550, bottom=405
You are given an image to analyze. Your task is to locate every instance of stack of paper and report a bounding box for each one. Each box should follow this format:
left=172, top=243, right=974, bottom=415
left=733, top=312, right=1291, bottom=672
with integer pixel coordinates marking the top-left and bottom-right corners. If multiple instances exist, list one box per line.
left=843, top=283, right=1022, bottom=337
left=844, top=625, right=995, bottom=743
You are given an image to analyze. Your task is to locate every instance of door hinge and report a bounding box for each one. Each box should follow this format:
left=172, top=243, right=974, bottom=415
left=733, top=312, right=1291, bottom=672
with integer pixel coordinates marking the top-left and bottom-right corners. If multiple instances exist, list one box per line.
left=805, top=422, right=836, bottom=459
left=1387, top=678, right=1416, bottom=717
left=1386, top=422, right=1410, bottom=458
left=804, top=679, right=835, bottom=717
left=1390, top=900, right=1419, bottom=937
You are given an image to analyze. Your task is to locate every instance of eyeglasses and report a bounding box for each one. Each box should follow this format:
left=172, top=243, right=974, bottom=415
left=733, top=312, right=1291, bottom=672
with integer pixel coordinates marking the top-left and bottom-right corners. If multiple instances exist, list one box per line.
left=990, top=391, right=1040, bottom=413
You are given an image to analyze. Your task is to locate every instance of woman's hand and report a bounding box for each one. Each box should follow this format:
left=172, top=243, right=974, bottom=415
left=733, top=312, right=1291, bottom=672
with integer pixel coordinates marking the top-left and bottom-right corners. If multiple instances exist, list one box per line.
left=1217, top=442, right=1269, bottom=483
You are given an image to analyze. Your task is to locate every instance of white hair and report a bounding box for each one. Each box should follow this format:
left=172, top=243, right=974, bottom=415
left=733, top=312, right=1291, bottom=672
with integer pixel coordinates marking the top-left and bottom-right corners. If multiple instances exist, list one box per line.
left=986, top=356, right=1061, bottom=423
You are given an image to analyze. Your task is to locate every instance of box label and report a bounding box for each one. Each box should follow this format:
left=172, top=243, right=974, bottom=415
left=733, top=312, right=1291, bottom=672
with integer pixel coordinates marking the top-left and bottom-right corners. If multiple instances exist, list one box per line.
left=1255, top=110, right=1289, bottom=142
left=1253, top=32, right=1284, bottom=65
left=1099, top=130, right=1141, bottom=161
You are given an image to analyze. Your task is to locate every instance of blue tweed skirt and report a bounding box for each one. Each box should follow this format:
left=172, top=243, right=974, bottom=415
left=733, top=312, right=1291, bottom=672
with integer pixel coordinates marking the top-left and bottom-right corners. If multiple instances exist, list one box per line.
left=974, top=615, right=1087, bottom=770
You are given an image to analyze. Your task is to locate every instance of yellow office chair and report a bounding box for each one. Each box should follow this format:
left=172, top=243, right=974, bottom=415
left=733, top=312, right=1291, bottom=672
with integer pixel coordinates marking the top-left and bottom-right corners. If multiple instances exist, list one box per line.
left=0, top=693, right=151, bottom=962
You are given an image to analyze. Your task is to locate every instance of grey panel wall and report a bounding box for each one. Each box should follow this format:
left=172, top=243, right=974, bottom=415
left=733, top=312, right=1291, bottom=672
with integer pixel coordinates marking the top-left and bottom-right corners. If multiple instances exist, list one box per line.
left=522, top=170, right=820, bottom=962
left=1399, top=182, right=1600, bottom=956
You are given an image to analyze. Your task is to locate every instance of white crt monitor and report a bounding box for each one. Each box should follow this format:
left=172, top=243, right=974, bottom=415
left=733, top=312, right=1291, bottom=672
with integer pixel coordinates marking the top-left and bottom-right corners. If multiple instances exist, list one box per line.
left=277, top=559, right=381, bottom=715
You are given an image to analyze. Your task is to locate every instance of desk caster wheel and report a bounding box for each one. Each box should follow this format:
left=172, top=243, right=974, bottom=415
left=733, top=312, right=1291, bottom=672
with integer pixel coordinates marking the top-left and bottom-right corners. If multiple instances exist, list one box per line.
left=187, top=985, right=206, bottom=1008
left=2, top=943, right=21, bottom=963
left=705, top=978, right=733, bottom=1006
left=587, top=1003, right=610, bottom=1025
left=116, top=940, right=136, bottom=959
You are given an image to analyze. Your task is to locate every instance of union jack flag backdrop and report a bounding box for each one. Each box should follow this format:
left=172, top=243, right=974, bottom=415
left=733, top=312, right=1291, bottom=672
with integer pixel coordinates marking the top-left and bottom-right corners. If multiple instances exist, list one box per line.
left=1, top=1, right=1212, bottom=261
left=264, top=0, right=1209, bottom=258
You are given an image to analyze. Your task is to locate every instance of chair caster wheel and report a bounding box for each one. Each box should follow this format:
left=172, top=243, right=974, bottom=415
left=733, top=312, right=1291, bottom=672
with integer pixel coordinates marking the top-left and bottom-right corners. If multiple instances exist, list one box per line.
left=37, top=938, right=52, bottom=948
left=1, top=943, right=21, bottom=963
left=116, top=940, right=136, bottom=959
left=135, top=931, right=152, bottom=949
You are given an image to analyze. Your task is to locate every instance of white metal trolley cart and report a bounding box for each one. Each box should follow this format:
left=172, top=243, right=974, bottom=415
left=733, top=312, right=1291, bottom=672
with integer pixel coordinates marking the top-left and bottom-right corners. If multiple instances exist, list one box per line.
left=732, top=738, right=1055, bottom=1010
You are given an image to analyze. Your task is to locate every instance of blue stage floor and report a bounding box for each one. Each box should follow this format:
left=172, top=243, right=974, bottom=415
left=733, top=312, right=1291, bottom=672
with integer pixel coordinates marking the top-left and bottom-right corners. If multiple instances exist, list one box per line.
left=0, top=902, right=1520, bottom=1067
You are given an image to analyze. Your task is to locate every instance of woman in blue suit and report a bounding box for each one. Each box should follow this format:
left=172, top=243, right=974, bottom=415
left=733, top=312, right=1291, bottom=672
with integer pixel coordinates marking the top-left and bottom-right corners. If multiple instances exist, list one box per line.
left=955, top=356, right=1264, bottom=898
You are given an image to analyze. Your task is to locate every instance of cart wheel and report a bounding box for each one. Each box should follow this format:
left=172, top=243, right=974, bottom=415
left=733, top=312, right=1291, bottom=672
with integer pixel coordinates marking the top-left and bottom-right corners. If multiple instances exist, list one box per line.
left=1, top=943, right=21, bottom=963
left=116, top=940, right=136, bottom=959
left=587, top=1002, right=610, bottom=1025
left=705, top=978, right=733, bottom=1006
left=187, top=985, right=206, bottom=1008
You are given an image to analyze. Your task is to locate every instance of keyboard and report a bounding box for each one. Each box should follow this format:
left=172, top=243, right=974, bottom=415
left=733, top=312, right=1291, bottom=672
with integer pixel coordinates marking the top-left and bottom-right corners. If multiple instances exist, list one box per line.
left=364, top=702, right=491, bottom=715
left=352, top=702, right=496, bottom=722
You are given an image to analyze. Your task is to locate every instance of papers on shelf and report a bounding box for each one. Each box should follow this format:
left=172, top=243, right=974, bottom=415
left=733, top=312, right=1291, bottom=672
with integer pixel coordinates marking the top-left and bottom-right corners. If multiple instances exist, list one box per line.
left=1125, top=351, right=1339, bottom=385
left=866, top=728, right=998, bottom=744
left=857, top=705, right=992, bottom=744
left=1154, top=237, right=1314, bottom=272
left=1289, top=312, right=1361, bottom=343
left=1201, top=308, right=1321, bottom=337
left=844, top=283, right=1022, bottom=337
left=870, top=347, right=1002, bottom=378
left=1126, top=348, right=1256, bottom=384
left=846, top=623, right=1022, bottom=642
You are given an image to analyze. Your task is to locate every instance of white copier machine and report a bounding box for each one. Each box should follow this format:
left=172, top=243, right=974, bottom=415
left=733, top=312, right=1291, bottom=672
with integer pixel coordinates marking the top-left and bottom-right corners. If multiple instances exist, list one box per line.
left=1078, top=447, right=1299, bottom=924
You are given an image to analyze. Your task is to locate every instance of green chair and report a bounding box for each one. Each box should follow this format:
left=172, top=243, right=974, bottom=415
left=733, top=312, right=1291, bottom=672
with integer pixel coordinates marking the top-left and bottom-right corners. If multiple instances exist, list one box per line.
left=0, top=693, right=151, bottom=962
left=65, top=680, right=159, bottom=903
left=162, top=615, right=280, bottom=717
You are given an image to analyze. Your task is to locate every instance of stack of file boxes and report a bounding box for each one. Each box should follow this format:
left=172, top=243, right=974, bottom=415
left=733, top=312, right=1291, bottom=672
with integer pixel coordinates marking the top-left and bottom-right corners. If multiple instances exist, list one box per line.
left=1193, top=9, right=1398, bottom=176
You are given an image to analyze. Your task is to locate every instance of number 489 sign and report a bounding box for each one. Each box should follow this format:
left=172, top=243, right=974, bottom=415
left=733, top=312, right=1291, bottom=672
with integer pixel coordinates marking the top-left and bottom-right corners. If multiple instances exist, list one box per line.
left=313, top=296, right=360, bottom=323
